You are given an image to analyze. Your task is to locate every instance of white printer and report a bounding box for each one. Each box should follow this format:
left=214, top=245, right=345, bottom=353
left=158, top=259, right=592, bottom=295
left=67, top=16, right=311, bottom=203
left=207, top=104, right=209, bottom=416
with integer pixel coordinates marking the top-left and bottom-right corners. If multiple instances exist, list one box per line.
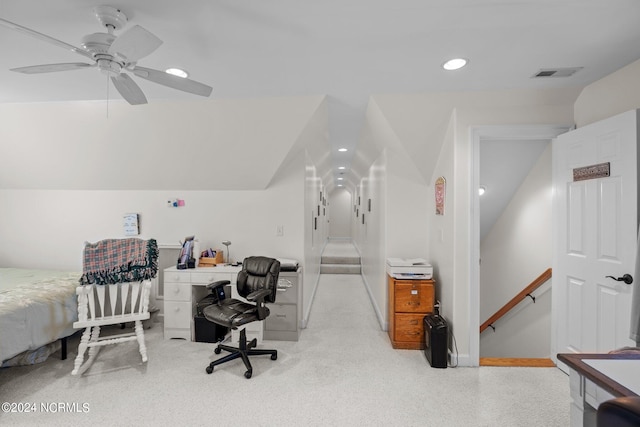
left=386, top=258, right=433, bottom=279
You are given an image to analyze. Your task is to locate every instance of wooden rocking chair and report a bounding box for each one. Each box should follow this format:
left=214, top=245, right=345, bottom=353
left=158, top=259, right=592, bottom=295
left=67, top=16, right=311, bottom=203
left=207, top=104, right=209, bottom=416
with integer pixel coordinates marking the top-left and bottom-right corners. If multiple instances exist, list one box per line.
left=72, top=238, right=157, bottom=375
left=71, top=280, right=152, bottom=375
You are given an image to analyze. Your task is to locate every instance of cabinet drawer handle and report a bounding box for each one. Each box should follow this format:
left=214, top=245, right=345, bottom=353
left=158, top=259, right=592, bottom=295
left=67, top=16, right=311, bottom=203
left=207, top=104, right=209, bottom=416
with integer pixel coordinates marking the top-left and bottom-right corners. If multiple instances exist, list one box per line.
left=174, top=307, right=180, bottom=312
left=409, top=319, right=419, bottom=325
left=276, top=314, right=287, bottom=318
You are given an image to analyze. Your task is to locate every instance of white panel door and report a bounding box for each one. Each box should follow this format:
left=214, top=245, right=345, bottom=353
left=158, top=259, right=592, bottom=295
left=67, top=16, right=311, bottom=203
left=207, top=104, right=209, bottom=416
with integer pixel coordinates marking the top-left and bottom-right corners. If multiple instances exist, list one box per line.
left=553, top=110, right=638, bottom=369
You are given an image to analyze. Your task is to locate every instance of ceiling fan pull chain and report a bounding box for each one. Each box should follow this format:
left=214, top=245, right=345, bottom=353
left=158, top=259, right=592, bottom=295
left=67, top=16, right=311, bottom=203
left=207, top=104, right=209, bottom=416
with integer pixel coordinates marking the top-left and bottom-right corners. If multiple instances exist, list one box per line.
left=106, top=74, right=110, bottom=119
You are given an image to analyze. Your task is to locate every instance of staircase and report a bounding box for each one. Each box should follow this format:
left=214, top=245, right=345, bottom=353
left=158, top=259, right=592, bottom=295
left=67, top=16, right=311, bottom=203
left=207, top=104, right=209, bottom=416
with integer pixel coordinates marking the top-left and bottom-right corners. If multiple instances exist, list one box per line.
left=320, top=240, right=361, bottom=274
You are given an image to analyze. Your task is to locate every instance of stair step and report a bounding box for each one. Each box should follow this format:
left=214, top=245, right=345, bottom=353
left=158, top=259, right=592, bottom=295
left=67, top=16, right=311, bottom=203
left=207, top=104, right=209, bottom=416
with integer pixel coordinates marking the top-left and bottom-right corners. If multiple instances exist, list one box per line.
left=321, top=256, right=360, bottom=265
left=320, top=264, right=361, bottom=274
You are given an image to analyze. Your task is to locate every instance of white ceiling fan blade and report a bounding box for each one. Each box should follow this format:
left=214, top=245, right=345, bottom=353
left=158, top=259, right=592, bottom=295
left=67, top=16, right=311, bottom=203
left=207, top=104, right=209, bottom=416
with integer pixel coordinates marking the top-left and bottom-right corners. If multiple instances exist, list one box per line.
left=111, top=74, right=147, bottom=105
left=131, top=66, right=213, bottom=97
left=108, top=25, right=162, bottom=63
left=0, top=17, right=94, bottom=60
left=11, top=62, right=95, bottom=74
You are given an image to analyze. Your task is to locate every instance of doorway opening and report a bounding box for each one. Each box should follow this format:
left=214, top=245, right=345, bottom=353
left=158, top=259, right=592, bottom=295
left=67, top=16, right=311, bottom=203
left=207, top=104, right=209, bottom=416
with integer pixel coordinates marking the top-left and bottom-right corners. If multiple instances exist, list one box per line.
left=469, top=125, right=571, bottom=366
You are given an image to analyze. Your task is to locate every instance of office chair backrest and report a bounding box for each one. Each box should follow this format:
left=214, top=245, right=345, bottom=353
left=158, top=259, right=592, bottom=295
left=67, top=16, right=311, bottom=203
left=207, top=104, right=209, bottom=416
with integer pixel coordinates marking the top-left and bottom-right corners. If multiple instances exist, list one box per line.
left=236, top=256, right=280, bottom=303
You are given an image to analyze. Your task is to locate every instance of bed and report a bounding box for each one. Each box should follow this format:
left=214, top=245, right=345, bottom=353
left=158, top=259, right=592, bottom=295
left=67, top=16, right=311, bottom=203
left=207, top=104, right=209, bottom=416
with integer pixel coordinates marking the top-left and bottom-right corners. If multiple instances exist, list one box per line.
left=0, top=267, right=81, bottom=366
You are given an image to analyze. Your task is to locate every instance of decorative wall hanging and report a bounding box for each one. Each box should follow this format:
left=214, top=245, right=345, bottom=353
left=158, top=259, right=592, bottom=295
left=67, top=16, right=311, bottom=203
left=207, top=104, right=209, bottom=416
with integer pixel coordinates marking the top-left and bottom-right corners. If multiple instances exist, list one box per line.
left=435, top=176, right=446, bottom=215
left=123, top=213, right=139, bottom=236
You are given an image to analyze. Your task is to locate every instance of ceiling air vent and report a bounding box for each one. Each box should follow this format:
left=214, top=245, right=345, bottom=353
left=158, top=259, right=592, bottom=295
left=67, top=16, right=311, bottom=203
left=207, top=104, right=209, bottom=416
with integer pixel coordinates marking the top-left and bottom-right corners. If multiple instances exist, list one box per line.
left=532, top=67, right=583, bottom=78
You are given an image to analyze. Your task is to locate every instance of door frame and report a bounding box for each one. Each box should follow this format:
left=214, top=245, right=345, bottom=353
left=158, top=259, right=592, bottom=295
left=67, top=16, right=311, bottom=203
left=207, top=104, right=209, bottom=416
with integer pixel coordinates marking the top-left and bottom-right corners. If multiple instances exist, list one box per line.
left=469, top=124, right=572, bottom=365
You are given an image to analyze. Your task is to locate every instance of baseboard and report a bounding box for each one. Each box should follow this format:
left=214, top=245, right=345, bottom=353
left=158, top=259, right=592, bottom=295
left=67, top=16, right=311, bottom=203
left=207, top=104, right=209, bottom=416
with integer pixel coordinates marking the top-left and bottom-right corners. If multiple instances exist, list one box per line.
left=301, top=269, right=322, bottom=329
left=360, top=273, right=386, bottom=331
left=479, top=357, right=555, bottom=367
left=449, top=351, right=475, bottom=367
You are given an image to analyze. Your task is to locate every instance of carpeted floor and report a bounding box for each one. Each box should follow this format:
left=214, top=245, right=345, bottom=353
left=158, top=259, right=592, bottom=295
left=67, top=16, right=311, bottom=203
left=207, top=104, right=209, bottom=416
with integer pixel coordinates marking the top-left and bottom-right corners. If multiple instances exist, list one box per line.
left=0, top=271, right=570, bottom=426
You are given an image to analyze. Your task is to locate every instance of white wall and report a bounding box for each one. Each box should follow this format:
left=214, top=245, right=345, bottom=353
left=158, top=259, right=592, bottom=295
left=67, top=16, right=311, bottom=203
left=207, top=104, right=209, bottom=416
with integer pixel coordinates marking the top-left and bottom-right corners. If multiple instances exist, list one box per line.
left=328, top=188, right=352, bottom=238
left=479, top=143, right=553, bottom=357
left=0, top=182, right=303, bottom=271
left=427, top=112, right=457, bottom=329
left=574, top=58, right=640, bottom=128
left=373, top=88, right=577, bottom=365
left=302, top=153, right=327, bottom=327
left=0, top=96, right=327, bottom=191
left=0, top=95, right=331, bottom=331
left=354, top=151, right=388, bottom=327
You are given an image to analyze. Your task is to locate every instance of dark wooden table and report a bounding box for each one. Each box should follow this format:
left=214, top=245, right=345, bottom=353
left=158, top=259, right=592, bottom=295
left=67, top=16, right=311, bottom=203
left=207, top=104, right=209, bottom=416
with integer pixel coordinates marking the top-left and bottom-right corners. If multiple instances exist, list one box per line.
left=557, top=352, right=640, bottom=427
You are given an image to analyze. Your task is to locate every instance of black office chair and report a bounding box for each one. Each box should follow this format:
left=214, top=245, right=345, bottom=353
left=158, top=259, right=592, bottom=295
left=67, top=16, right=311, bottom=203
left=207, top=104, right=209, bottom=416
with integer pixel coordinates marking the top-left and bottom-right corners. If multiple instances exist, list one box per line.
left=597, top=396, right=640, bottom=427
left=203, top=256, right=280, bottom=379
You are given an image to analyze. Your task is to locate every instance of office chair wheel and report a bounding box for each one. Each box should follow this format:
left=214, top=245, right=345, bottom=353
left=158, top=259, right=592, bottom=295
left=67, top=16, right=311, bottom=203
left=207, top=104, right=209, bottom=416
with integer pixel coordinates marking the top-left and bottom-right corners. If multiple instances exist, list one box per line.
left=206, top=366, right=214, bottom=374
left=214, top=347, right=222, bottom=355
left=244, top=370, right=252, bottom=379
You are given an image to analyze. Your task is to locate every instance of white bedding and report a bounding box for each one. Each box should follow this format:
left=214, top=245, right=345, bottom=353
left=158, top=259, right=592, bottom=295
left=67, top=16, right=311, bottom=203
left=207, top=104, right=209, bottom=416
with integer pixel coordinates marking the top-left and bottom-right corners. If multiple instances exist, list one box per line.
left=0, top=268, right=81, bottom=363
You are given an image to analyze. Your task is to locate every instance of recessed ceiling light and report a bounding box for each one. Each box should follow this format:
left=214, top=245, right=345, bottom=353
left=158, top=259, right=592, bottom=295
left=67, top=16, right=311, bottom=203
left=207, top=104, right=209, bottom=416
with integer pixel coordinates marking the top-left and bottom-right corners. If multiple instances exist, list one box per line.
left=165, top=68, right=188, bottom=78
left=337, top=184, right=343, bottom=187
left=338, top=166, right=346, bottom=170
left=479, top=186, right=486, bottom=196
left=338, top=148, right=348, bottom=152
left=442, top=58, right=468, bottom=71
left=338, top=177, right=344, bottom=180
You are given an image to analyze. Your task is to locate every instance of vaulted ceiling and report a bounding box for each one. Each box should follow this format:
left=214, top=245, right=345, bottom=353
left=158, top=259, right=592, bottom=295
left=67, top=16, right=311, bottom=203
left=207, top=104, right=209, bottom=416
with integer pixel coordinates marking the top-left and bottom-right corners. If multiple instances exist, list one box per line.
left=1, top=0, right=639, bottom=189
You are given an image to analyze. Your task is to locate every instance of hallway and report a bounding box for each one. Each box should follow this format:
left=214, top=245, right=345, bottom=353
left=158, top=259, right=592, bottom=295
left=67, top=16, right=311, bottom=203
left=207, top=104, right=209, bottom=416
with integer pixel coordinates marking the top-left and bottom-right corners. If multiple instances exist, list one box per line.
left=307, top=251, right=570, bottom=425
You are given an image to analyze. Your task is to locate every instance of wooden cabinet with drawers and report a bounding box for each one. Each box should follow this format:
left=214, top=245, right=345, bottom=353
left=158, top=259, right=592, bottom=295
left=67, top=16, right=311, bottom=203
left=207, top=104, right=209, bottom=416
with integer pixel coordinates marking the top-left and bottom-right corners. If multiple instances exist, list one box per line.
left=387, top=275, right=435, bottom=349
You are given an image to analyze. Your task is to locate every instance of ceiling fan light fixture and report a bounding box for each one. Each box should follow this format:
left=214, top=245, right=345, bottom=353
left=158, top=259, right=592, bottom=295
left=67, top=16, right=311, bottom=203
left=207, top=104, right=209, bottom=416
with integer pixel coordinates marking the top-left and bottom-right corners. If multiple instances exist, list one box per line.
left=443, top=58, right=468, bottom=71
left=165, top=68, right=188, bottom=78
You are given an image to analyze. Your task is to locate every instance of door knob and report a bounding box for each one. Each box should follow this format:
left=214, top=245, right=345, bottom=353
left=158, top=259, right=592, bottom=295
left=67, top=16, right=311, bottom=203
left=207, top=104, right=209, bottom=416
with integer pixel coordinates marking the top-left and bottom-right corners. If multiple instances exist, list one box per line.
left=605, top=274, right=633, bottom=285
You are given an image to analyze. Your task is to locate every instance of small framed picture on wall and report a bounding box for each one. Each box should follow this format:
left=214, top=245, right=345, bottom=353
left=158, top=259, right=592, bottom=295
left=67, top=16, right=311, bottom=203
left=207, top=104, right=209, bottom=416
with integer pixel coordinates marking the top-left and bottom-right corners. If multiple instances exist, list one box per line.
left=435, top=176, right=446, bottom=215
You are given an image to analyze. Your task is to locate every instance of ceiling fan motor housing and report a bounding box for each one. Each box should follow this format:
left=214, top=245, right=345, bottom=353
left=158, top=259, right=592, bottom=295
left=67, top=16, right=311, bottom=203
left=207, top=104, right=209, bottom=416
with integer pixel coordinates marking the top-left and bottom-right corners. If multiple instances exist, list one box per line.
left=93, top=6, right=128, bottom=31
left=81, top=32, right=123, bottom=76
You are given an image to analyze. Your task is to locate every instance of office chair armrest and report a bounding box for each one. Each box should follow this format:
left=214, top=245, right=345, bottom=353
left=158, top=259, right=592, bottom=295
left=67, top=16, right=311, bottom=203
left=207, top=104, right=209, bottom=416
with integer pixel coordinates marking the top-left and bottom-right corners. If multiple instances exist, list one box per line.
left=246, top=289, right=271, bottom=303
left=246, top=289, right=272, bottom=320
left=206, top=280, right=230, bottom=290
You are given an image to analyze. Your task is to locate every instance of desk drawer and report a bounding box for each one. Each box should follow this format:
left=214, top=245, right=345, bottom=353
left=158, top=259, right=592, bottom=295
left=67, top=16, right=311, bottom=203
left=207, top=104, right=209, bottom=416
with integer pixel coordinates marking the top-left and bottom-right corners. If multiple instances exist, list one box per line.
left=275, top=277, right=297, bottom=304
left=164, top=301, right=192, bottom=328
left=265, top=304, right=297, bottom=332
left=164, top=271, right=191, bottom=283
left=394, top=313, right=425, bottom=343
left=190, top=271, right=233, bottom=285
left=394, top=281, right=433, bottom=313
left=165, top=282, right=191, bottom=302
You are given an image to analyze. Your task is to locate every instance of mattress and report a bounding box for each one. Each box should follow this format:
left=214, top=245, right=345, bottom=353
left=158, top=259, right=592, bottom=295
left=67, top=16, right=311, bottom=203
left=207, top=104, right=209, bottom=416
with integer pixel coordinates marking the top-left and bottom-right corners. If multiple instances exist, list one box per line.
left=0, top=268, right=81, bottom=363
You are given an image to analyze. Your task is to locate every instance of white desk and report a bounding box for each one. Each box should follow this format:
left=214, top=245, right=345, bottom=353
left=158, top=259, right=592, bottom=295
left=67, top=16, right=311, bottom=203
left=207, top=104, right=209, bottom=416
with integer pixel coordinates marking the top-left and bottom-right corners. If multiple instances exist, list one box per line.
left=163, top=265, right=263, bottom=345
left=558, top=353, right=640, bottom=427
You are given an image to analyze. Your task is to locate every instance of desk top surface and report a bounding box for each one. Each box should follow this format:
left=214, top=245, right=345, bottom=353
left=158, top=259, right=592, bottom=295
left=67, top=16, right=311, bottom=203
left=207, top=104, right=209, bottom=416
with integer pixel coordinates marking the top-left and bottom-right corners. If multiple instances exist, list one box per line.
left=558, top=353, right=640, bottom=397
left=584, top=359, right=640, bottom=395
left=165, top=265, right=241, bottom=273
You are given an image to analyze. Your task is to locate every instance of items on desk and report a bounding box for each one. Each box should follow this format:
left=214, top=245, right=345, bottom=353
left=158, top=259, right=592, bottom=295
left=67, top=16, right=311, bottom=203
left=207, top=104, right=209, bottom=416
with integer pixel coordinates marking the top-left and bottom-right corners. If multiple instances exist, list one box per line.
left=177, top=236, right=196, bottom=270
left=198, top=249, right=224, bottom=267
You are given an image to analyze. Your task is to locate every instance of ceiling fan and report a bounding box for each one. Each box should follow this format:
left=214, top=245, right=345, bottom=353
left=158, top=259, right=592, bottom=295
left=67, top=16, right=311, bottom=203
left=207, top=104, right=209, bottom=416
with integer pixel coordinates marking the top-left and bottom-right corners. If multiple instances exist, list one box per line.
left=0, top=5, right=213, bottom=105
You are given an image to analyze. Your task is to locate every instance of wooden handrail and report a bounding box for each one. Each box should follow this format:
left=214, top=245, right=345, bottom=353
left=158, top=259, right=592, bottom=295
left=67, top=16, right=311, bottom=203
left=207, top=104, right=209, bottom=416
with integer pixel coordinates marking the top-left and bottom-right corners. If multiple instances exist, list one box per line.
left=480, top=268, right=552, bottom=333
